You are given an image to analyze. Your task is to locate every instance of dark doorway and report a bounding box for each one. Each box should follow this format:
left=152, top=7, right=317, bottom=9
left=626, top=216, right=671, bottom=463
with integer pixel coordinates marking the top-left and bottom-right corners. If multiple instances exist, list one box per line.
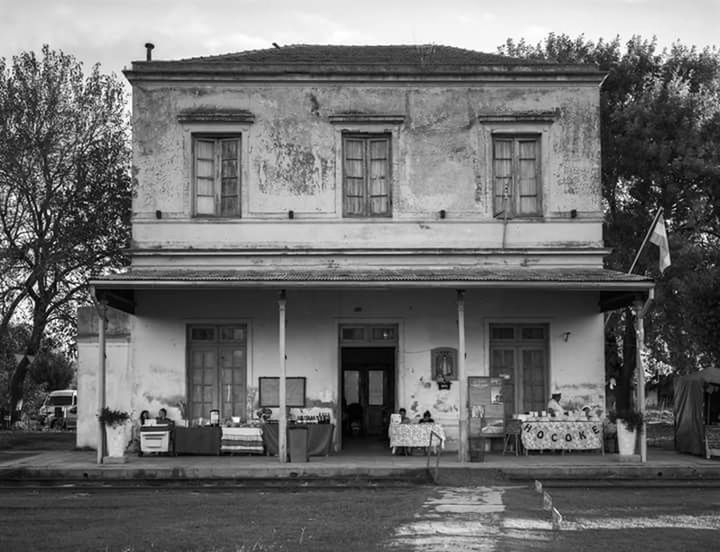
left=341, top=347, right=395, bottom=444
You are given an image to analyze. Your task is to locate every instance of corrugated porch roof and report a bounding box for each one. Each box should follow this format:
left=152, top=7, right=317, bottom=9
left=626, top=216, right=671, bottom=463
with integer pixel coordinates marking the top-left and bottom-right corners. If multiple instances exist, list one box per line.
left=90, top=267, right=653, bottom=314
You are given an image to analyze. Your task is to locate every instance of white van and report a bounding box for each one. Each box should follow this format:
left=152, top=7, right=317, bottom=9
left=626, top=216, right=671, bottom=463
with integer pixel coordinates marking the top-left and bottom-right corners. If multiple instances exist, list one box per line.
left=39, top=389, right=77, bottom=429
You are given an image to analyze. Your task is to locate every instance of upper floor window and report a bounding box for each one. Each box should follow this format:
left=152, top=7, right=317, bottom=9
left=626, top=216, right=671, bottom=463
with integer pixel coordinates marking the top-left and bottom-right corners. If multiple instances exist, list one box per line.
left=194, top=136, right=241, bottom=217
left=493, top=135, right=541, bottom=218
left=342, top=134, right=391, bottom=217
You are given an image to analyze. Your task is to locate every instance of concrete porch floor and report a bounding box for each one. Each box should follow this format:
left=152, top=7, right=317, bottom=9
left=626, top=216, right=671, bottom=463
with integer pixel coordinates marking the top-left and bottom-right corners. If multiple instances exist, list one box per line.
left=1, top=445, right=720, bottom=485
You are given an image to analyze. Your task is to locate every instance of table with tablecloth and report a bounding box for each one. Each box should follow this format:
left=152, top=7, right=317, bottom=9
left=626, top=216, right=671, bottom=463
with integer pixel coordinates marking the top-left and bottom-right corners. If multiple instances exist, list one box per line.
left=174, top=426, right=222, bottom=455
left=221, top=426, right=264, bottom=455
left=388, top=423, right=445, bottom=454
left=262, top=423, right=334, bottom=457
left=520, top=419, right=603, bottom=453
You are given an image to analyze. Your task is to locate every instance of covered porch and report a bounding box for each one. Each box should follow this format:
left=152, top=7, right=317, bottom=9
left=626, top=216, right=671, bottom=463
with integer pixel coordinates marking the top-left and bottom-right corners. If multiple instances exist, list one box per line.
left=85, top=267, right=653, bottom=465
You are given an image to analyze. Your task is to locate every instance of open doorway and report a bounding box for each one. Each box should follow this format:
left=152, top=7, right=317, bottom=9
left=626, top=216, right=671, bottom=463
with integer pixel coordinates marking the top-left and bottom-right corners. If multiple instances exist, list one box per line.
left=341, top=347, right=395, bottom=448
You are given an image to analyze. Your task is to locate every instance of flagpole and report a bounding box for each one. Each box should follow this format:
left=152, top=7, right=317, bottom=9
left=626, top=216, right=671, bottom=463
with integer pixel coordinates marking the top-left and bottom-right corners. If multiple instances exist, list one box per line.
left=627, top=207, right=663, bottom=275
left=604, top=207, right=664, bottom=329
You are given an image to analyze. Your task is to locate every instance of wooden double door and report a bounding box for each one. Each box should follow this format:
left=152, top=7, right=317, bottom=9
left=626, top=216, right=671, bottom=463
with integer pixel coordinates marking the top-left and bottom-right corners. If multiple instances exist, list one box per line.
left=341, top=347, right=395, bottom=438
left=488, top=324, right=548, bottom=415
left=187, top=325, right=247, bottom=422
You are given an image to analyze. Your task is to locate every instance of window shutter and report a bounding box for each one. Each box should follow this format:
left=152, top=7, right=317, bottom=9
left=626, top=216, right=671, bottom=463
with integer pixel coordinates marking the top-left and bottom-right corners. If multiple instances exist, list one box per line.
left=220, top=138, right=240, bottom=216
left=517, top=139, right=539, bottom=215
left=343, top=137, right=366, bottom=216
left=368, top=138, right=390, bottom=216
left=493, top=138, right=513, bottom=216
left=195, top=139, right=216, bottom=215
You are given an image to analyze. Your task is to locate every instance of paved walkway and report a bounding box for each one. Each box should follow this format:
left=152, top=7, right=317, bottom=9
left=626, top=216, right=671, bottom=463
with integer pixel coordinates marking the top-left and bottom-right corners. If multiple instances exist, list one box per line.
left=383, top=485, right=552, bottom=551
left=1, top=447, right=719, bottom=483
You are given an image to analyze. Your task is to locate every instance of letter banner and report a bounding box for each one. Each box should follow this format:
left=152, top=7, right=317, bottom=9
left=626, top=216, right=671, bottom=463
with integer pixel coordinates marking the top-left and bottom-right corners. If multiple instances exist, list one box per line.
left=521, top=420, right=602, bottom=451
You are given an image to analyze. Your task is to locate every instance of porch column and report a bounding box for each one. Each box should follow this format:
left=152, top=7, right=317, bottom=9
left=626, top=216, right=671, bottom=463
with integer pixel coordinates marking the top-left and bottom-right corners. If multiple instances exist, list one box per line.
left=278, top=290, right=287, bottom=463
left=632, top=299, right=647, bottom=463
left=457, top=290, right=468, bottom=462
left=96, top=298, right=108, bottom=465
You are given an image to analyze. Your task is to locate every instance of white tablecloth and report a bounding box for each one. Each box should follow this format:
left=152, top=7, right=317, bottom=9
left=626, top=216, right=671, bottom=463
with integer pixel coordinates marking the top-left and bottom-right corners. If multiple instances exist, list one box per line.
left=388, top=423, right=445, bottom=452
left=520, top=420, right=602, bottom=451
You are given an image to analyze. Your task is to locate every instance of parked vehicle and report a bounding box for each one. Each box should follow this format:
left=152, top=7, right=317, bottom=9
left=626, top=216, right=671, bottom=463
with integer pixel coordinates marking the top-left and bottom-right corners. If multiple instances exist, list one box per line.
left=38, top=389, right=77, bottom=430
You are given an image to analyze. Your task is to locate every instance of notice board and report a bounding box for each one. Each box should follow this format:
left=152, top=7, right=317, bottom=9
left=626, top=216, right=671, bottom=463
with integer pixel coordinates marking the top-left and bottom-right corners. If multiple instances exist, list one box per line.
left=258, top=377, right=306, bottom=408
left=468, top=376, right=505, bottom=436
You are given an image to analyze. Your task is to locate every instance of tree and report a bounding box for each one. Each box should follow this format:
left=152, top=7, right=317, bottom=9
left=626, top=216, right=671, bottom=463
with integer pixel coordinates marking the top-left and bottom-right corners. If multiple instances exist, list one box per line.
left=499, top=34, right=720, bottom=408
left=0, top=46, right=132, bottom=421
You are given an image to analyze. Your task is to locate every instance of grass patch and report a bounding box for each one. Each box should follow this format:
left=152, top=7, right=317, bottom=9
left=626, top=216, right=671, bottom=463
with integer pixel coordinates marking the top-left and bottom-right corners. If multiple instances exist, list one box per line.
left=0, top=430, right=76, bottom=451
left=0, top=486, right=435, bottom=552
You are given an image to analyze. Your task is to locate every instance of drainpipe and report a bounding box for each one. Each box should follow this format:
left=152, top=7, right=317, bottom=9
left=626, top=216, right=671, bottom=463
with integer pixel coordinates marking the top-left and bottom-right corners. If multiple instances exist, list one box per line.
left=457, top=290, right=468, bottom=462
left=93, top=293, right=108, bottom=465
left=632, top=291, right=653, bottom=464
left=278, top=290, right=287, bottom=463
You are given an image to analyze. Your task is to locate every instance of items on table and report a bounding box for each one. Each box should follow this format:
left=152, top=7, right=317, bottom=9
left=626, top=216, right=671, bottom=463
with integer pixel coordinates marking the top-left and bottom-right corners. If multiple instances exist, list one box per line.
left=290, top=408, right=333, bottom=424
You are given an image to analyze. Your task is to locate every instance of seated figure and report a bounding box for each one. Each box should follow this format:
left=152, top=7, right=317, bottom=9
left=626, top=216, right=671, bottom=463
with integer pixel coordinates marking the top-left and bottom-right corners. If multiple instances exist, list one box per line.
left=156, top=407, right=175, bottom=427
left=419, top=410, right=434, bottom=424
left=547, top=393, right=565, bottom=417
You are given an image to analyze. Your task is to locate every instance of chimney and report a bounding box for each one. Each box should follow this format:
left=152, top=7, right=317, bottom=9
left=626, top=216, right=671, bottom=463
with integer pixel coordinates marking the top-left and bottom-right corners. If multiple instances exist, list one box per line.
left=145, top=43, right=155, bottom=62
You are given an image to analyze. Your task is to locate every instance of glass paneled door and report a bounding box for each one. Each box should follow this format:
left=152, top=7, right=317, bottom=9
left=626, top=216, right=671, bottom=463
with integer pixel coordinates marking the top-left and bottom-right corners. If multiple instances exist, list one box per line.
left=188, top=325, right=247, bottom=422
left=489, top=324, right=548, bottom=414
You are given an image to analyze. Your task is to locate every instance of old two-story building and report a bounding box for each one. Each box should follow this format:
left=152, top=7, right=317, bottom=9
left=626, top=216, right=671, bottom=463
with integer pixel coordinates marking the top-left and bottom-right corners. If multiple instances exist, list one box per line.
left=77, top=44, right=652, bottom=460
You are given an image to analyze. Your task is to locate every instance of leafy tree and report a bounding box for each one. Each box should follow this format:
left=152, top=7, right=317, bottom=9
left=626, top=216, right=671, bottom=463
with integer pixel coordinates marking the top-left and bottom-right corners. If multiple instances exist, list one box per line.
left=30, top=349, right=75, bottom=392
left=0, top=46, right=132, bottom=421
left=500, top=34, right=720, bottom=408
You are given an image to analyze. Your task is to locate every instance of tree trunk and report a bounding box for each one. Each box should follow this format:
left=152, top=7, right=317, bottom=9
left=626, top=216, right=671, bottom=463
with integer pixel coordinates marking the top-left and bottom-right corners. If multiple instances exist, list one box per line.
left=8, top=318, right=44, bottom=424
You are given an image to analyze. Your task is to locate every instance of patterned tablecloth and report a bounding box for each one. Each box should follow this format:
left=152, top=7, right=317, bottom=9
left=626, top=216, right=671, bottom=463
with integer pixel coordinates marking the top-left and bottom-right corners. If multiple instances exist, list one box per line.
left=221, top=426, right=264, bottom=454
left=388, top=423, right=445, bottom=453
left=520, top=419, right=603, bottom=452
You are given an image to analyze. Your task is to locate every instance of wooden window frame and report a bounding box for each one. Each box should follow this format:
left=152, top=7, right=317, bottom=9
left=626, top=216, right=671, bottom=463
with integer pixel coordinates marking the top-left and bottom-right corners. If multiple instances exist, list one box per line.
left=492, top=134, right=542, bottom=218
left=342, top=133, right=392, bottom=218
left=193, top=135, right=242, bottom=217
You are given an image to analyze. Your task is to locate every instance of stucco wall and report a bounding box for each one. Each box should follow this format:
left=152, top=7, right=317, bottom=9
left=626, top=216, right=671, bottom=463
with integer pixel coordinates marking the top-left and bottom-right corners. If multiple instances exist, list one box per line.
left=130, top=81, right=602, bottom=251
left=77, top=290, right=605, bottom=451
left=76, top=306, right=132, bottom=449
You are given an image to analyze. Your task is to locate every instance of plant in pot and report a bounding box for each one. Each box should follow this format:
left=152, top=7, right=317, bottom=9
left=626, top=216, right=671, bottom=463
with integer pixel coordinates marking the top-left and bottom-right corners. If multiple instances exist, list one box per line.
left=98, top=406, right=130, bottom=461
left=609, top=409, right=644, bottom=456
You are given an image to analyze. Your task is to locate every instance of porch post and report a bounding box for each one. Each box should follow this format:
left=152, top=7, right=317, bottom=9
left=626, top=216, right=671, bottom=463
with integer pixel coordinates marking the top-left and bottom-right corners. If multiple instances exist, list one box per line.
left=632, top=299, right=647, bottom=463
left=278, top=290, right=287, bottom=463
left=96, top=298, right=108, bottom=465
left=457, top=290, right=468, bottom=462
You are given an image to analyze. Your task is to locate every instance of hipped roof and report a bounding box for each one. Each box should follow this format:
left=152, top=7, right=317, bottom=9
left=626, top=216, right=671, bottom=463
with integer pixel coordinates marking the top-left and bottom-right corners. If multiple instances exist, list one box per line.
left=125, top=44, right=604, bottom=81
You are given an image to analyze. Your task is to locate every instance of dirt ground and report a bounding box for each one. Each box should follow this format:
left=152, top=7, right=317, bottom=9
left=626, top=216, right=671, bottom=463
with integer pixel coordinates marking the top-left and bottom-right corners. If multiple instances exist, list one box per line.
left=1, top=484, right=719, bottom=552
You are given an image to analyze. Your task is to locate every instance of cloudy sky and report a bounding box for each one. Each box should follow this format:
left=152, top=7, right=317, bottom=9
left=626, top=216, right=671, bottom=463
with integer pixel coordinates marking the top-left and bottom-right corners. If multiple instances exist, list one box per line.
left=1, top=0, right=718, bottom=77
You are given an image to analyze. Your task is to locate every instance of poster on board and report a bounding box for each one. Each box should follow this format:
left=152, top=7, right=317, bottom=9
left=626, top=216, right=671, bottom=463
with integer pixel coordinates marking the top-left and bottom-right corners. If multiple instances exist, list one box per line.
left=468, top=376, right=505, bottom=435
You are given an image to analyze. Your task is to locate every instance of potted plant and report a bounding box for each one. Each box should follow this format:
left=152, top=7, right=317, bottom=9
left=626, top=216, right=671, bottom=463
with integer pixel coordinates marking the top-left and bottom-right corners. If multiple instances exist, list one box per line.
left=98, top=406, right=130, bottom=461
left=609, top=409, right=644, bottom=456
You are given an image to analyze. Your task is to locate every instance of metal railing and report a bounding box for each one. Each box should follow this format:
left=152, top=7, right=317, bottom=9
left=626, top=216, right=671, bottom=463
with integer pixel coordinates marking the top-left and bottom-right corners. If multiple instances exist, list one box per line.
left=425, top=429, right=443, bottom=483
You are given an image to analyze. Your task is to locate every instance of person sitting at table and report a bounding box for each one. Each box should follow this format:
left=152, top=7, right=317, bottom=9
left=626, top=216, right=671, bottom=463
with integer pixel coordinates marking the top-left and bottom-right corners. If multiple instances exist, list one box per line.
left=128, top=410, right=151, bottom=455
left=547, top=392, right=565, bottom=417
left=419, top=410, right=434, bottom=424
left=156, top=407, right=174, bottom=427
left=398, top=408, right=410, bottom=424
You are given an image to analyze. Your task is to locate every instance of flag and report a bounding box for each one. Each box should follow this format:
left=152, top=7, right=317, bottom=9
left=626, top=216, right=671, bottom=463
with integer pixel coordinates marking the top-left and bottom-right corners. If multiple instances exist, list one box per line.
left=648, top=213, right=671, bottom=273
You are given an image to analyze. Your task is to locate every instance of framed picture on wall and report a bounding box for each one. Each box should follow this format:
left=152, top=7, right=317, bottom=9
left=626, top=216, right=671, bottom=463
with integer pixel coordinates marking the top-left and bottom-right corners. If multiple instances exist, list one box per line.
left=259, top=377, right=306, bottom=408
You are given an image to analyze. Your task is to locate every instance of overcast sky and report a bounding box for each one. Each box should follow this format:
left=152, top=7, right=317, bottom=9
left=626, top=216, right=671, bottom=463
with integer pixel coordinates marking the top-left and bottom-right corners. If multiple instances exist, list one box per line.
left=1, top=0, right=718, bottom=78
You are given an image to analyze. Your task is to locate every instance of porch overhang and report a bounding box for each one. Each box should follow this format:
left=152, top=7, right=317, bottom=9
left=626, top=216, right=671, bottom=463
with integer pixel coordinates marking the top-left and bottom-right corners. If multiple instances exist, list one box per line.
left=90, top=267, right=653, bottom=314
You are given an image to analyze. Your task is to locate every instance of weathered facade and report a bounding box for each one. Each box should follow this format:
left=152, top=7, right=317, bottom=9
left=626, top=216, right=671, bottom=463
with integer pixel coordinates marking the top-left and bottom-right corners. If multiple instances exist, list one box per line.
left=78, top=45, right=652, bottom=459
